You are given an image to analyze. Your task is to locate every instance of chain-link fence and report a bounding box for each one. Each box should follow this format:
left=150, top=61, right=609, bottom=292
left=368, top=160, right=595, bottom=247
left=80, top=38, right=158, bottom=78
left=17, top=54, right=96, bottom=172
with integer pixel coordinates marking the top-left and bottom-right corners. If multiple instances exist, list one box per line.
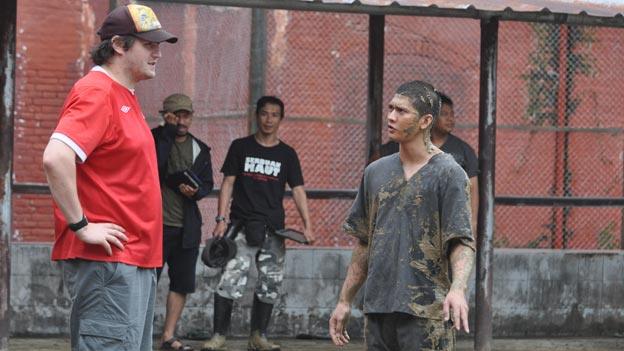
left=163, top=6, right=624, bottom=249
left=13, top=1, right=623, bottom=249
left=383, top=16, right=481, bottom=144
left=383, top=18, right=623, bottom=249
left=495, top=22, right=624, bottom=249
left=264, top=10, right=369, bottom=247
left=130, top=4, right=371, bottom=246
left=130, top=2, right=252, bottom=242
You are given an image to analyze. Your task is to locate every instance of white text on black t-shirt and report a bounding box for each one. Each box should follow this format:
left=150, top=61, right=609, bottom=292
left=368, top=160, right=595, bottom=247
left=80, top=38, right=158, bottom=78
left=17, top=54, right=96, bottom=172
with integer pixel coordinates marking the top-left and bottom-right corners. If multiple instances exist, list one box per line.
left=244, top=157, right=282, bottom=177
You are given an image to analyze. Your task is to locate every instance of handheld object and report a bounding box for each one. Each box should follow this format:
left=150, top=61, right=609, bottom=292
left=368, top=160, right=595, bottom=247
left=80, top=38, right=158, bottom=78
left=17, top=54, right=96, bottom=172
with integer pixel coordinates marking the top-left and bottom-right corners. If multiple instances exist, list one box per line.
left=166, top=169, right=201, bottom=189
left=201, top=221, right=241, bottom=268
left=183, top=169, right=201, bottom=188
left=274, top=228, right=309, bottom=244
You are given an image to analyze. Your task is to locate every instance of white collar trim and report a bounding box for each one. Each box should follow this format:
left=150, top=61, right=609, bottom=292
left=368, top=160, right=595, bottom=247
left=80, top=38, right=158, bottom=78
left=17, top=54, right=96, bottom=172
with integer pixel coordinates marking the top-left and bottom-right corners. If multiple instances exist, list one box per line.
left=91, top=66, right=135, bottom=94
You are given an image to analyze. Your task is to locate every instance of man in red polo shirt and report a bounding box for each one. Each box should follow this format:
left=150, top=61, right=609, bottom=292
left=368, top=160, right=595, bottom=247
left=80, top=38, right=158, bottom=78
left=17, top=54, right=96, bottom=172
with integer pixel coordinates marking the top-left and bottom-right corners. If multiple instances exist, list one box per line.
left=42, top=4, right=177, bottom=350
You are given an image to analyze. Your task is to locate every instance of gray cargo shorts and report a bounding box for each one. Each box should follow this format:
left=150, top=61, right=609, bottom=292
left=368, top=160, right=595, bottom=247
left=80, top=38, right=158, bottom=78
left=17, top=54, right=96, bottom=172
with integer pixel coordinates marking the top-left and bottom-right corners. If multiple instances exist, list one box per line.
left=61, top=259, right=157, bottom=351
left=216, top=228, right=285, bottom=304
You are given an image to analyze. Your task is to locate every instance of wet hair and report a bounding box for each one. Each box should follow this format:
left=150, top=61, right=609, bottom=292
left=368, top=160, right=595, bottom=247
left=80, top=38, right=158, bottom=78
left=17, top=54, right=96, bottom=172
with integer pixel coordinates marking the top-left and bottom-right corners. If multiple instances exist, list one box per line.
left=90, top=35, right=136, bottom=66
left=256, top=96, right=285, bottom=119
left=395, top=80, right=441, bottom=120
left=438, top=92, right=453, bottom=107
left=396, top=80, right=440, bottom=153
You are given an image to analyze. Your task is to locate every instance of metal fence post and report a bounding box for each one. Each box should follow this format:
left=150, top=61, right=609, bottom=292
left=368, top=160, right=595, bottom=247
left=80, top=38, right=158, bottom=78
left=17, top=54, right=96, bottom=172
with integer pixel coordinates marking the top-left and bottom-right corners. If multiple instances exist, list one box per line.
left=0, top=0, right=17, bottom=350
left=475, top=15, right=498, bottom=351
left=367, top=14, right=384, bottom=164
left=248, top=8, right=267, bottom=133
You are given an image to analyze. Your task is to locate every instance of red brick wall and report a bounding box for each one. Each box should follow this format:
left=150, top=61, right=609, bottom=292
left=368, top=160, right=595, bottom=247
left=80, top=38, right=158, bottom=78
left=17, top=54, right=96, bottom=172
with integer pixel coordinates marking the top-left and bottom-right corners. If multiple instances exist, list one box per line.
left=12, top=0, right=107, bottom=241
left=11, top=194, right=54, bottom=242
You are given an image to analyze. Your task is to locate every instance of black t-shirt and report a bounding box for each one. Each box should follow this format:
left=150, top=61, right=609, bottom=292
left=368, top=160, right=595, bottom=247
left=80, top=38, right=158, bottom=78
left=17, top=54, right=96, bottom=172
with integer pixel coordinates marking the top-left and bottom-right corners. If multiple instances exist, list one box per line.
left=221, top=135, right=304, bottom=231
left=379, top=141, right=400, bottom=159
left=379, top=134, right=479, bottom=177
left=440, top=134, right=479, bottom=178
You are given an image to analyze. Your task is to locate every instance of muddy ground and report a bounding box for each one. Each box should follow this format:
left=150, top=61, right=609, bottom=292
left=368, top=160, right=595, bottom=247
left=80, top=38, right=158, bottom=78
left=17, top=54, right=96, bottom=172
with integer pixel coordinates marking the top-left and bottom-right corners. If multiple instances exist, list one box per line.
left=8, top=337, right=624, bottom=350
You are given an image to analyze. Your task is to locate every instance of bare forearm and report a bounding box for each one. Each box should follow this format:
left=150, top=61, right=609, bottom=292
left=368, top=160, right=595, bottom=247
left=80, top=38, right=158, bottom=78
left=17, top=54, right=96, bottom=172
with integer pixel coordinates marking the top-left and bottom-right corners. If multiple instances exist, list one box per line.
left=449, top=243, right=475, bottom=292
left=217, top=176, right=235, bottom=217
left=338, top=241, right=368, bottom=304
left=292, top=186, right=311, bottom=229
left=42, top=141, right=82, bottom=223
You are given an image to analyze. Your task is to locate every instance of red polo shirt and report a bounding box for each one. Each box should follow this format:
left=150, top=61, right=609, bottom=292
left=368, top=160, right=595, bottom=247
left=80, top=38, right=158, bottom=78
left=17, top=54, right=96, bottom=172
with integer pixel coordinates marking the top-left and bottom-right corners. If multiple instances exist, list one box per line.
left=50, top=68, right=163, bottom=268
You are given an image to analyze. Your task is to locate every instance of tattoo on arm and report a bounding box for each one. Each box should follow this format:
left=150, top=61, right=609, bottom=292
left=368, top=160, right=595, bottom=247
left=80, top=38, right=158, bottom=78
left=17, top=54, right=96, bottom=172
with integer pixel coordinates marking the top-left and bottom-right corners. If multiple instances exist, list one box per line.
left=449, top=243, right=475, bottom=292
left=338, top=241, right=369, bottom=304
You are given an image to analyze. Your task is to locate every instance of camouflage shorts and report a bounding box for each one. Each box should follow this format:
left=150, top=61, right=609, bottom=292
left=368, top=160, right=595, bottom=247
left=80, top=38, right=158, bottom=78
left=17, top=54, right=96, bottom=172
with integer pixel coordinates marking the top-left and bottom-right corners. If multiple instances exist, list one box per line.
left=365, top=312, right=455, bottom=351
left=216, top=228, right=285, bottom=304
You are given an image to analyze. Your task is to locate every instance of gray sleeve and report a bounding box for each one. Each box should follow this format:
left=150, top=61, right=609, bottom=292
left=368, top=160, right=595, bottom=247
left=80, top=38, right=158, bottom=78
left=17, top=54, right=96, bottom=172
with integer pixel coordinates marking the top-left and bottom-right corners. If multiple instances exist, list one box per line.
left=343, top=174, right=370, bottom=244
left=440, top=165, right=475, bottom=253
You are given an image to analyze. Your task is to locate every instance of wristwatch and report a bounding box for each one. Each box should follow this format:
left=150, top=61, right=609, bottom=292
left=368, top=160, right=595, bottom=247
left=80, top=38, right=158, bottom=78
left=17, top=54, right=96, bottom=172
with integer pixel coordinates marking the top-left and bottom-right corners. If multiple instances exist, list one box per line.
left=69, top=214, right=89, bottom=232
left=215, top=215, right=226, bottom=223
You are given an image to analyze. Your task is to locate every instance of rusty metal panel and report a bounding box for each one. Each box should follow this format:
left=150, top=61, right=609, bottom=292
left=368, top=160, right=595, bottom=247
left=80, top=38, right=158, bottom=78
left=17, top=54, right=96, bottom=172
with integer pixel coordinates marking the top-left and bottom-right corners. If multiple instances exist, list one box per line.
left=163, top=0, right=624, bottom=24
left=313, top=0, right=624, bottom=17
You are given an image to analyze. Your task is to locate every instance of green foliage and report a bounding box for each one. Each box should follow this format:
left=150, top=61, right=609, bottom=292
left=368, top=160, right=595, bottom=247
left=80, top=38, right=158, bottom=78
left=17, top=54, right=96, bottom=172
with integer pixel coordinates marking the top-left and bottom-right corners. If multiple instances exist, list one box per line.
left=522, top=24, right=595, bottom=126
left=493, top=235, right=510, bottom=248
left=597, top=221, right=617, bottom=250
left=527, top=234, right=549, bottom=248
left=522, top=24, right=597, bottom=249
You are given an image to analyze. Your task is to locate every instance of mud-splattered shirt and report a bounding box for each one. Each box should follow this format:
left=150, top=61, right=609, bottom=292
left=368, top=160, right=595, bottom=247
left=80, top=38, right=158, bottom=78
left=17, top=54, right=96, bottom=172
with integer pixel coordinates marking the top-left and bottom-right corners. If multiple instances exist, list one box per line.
left=344, top=152, right=475, bottom=320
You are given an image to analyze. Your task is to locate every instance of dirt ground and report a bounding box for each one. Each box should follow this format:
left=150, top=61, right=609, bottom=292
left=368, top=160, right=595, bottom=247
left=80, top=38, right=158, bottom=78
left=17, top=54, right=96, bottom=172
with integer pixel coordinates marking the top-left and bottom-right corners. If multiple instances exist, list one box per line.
left=8, top=337, right=624, bottom=351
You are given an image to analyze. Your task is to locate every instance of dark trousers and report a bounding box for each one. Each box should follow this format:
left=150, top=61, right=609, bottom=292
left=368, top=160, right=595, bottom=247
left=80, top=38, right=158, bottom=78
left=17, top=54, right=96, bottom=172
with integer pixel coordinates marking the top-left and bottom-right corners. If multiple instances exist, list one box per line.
left=365, top=312, right=455, bottom=351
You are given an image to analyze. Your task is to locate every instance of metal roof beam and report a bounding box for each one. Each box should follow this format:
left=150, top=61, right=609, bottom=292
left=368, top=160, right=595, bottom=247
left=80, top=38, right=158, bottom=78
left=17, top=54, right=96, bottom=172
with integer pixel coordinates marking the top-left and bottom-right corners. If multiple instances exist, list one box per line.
left=147, top=0, right=624, bottom=28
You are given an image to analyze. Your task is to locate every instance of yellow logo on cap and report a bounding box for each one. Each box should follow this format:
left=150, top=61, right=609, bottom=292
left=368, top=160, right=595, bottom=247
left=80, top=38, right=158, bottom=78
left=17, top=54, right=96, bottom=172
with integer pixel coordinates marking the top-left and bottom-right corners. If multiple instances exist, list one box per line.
left=127, top=4, right=162, bottom=33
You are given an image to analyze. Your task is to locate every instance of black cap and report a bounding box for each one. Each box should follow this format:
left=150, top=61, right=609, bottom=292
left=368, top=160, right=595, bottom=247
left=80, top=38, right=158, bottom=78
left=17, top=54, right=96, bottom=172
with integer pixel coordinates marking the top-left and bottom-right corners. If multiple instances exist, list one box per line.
left=97, top=4, right=177, bottom=43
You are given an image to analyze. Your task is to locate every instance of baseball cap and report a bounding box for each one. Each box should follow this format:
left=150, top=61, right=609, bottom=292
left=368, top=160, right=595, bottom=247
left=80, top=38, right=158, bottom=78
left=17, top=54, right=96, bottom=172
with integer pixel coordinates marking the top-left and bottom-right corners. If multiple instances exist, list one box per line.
left=160, top=94, right=193, bottom=113
left=97, top=4, right=177, bottom=43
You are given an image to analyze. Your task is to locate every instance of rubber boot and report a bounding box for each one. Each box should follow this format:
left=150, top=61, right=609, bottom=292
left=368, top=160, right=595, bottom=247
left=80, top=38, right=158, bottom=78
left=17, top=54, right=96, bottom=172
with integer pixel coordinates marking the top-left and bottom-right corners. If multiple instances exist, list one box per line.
left=247, top=295, right=280, bottom=351
left=201, top=294, right=233, bottom=351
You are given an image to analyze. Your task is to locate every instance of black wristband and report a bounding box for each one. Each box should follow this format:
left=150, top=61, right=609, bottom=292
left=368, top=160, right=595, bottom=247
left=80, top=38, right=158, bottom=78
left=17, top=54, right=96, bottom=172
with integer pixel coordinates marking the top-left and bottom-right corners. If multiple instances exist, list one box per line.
left=68, top=214, right=89, bottom=232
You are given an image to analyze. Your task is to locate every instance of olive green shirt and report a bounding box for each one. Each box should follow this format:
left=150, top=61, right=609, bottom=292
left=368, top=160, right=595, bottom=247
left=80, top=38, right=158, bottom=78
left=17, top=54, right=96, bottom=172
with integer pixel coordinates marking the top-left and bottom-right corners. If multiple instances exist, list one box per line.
left=162, top=136, right=193, bottom=227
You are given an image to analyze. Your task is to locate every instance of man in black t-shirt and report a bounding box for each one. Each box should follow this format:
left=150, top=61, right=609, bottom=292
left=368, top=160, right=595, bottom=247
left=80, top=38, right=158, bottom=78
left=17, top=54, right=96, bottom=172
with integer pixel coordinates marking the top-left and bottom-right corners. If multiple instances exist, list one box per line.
left=202, top=96, right=314, bottom=351
left=431, top=92, right=479, bottom=235
left=377, top=92, right=479, bottom=234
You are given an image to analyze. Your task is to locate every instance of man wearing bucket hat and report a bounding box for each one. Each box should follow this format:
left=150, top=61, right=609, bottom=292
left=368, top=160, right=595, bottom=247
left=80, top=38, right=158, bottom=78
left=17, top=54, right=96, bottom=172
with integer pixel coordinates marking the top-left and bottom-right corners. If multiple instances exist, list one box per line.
left=42, top=4, right=176, bottom=351
left=152, top=93, right=214, bottom=351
